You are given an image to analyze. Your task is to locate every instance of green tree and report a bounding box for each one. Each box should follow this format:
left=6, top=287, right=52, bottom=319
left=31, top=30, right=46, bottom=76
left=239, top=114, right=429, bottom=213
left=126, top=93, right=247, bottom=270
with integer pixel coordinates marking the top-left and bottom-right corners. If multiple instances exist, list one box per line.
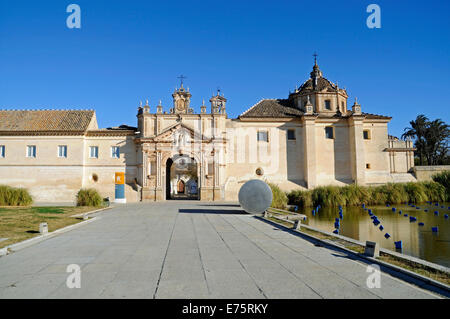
left=402, top=115, right=429, bottom=165
left=402, top=115, right=449, bottom=165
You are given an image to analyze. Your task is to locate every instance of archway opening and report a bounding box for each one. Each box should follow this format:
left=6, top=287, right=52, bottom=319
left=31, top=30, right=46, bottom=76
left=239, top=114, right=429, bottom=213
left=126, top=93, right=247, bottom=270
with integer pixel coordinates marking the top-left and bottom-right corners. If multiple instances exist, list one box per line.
left=166, top=154, right=199, bottom=200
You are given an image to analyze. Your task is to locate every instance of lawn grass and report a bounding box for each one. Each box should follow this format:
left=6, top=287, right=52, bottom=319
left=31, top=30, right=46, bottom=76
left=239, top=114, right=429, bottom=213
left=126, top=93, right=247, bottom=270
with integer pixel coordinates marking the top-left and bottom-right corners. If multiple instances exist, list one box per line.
left=0, top=206, right=99, bottom=249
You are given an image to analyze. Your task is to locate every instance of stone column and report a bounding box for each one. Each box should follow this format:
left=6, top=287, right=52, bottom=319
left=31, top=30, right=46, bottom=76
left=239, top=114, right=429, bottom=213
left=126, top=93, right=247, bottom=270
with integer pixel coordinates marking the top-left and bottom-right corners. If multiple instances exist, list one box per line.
left=349, top=115, right=366, bottom=185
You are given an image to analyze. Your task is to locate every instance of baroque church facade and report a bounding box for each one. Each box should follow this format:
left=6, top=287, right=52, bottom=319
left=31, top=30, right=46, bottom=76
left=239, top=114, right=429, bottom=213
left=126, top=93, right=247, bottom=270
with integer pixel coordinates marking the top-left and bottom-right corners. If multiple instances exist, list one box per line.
left=0, top=61, right=415, bottom=202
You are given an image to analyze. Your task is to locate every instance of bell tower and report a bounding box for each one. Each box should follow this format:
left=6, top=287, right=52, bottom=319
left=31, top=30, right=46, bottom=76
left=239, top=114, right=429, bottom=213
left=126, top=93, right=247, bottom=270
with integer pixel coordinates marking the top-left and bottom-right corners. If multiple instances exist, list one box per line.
left=210, top=89, right=227, bottom=114
left=171, top=75, right=193, bottom=114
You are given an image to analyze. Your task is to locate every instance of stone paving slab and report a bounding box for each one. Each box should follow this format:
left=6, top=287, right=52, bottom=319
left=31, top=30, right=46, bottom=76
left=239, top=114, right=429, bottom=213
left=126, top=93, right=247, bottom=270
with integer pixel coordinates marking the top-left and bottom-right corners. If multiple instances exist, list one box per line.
left=0, top=202, right=442, bottom=299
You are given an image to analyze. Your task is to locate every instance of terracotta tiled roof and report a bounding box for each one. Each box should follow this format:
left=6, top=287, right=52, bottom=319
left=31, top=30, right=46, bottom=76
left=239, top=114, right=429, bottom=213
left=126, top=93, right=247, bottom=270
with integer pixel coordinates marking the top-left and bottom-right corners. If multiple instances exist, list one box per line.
left=0, top=110, right=95, bottom=132
left=239, top=99, right=304, bottom=118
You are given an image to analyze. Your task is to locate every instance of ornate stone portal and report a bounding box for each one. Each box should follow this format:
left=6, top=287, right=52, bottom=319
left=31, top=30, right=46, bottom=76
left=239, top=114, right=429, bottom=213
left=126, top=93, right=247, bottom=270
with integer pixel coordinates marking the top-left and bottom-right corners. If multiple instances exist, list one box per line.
left=137, top=85, right=227, bottom=201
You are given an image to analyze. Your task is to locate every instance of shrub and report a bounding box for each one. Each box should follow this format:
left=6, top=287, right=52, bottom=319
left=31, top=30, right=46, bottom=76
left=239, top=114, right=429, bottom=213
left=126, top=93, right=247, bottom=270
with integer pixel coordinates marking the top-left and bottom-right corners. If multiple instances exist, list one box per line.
left=268, top=183, right=288, bottom=209
left=404, top=182, right=428, bottom=204
left=76, top=188, right=103, bottom=207
left=0, top=185, right=33, bottom=206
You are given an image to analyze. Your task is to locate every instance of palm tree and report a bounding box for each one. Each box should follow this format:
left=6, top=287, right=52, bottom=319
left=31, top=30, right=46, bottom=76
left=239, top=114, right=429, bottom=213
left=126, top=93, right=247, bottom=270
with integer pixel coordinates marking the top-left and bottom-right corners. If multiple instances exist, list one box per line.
left=424, top=119, right=449, bottom=165
left=402, top=115, right=429, bottom=165
left=402, top=115, right=449, bottom=165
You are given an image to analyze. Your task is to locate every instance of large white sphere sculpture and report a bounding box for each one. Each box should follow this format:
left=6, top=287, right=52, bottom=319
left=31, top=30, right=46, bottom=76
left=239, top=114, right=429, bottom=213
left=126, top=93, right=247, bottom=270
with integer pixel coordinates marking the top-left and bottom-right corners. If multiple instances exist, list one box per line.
left=238, top=179, right=273, bottom=214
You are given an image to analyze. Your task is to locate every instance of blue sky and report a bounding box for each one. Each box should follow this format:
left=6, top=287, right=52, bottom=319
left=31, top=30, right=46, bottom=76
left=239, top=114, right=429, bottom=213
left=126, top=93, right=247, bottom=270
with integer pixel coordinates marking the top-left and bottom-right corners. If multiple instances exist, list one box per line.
left=0, top=0, right=449, bottom=137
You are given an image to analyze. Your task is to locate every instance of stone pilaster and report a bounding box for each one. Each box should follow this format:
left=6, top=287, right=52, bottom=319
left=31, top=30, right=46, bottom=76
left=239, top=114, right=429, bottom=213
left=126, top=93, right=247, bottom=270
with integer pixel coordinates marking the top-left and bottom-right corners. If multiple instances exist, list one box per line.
left=349, top=115, right=366, bottom=185
left=302, top=115, right=318, bottom=189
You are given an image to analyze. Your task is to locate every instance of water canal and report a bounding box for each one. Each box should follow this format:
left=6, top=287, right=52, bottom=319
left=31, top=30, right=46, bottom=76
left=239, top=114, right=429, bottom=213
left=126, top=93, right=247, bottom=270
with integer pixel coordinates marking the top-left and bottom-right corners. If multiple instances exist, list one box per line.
left=300, top=202, right=450, bottom=267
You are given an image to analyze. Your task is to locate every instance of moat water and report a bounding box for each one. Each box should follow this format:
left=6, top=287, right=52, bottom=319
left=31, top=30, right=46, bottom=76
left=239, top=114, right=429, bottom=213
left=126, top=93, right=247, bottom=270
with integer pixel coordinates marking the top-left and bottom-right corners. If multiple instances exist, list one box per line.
left=300, top=202, right=450, bottom=267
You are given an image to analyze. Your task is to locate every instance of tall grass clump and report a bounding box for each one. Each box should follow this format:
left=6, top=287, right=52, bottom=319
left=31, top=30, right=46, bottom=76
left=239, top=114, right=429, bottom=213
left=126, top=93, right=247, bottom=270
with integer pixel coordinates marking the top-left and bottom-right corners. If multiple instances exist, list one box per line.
left=268, top=183, right=288, bottom=209
left=76, top=188, right=103, bottom=207
left=311, top=186, right=345, bottom=207
left=432, top=171, right=450, bottom=200
left=421, top=181, right=446, bottom=203
left=380, top=183, right=409, bottom=205
left=340, top=184, right=369, bottom=206
left=287, top=189, right=313, bottom=208
left=0, top=185, right=33, bottom=206
left=287, top=180, right=447, bottom=208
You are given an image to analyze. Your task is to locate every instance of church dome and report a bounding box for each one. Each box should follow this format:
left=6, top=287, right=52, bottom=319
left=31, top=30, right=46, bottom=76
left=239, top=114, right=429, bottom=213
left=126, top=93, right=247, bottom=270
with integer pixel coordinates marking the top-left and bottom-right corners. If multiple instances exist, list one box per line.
left=298, top=76, right=338, bottom=94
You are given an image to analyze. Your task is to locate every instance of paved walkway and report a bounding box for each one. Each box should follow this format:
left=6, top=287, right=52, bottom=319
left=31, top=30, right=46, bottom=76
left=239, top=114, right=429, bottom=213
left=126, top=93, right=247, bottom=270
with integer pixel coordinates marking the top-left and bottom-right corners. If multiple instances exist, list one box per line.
left=0, top=202, right=442, bottom=298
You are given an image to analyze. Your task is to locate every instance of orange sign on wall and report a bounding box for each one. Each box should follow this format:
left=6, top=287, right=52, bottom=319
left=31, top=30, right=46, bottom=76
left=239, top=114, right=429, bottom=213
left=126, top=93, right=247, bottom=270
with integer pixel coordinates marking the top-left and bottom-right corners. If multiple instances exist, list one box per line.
left=115, top=172, right=125, bottom=185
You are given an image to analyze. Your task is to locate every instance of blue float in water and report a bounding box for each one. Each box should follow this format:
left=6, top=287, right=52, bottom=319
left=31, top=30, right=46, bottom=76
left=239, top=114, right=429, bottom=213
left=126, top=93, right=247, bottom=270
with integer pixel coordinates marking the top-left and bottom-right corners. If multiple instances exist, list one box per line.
left=404, top=214, right=408, bottom=217
left=373, top=220, right=380, bottom=226
left=441, top=206, right=445, bottom=209
left=444, top=214, right=449, bottom=219
left=409, top=216, right=417, bottom=222
left=335, top=218, right=340, bottom=222
left=432, top=226, right=438, bottom=233
left=334, top=222, right=340, bottom=229
left=384, top=233, right=391, bottom=239
left=416, top=207, right=420, bottom=209
left=294, top=206, right=298, bottom=212
left=333, top=229, right=339, bottom=234
left=394, top=241, right=403, bottom=249
left=418, top=222, right=424, bottom=226
left=424, top=209, right=428, bottom=212
left=379, top=225, right=384, bottom=231
left=434, top=211, right=439, bottom=216
left=435, top=203, right=439, bottom=206
left=368, top=209, right=372, bottom=214
left=392, top=207, right=396, bottom=212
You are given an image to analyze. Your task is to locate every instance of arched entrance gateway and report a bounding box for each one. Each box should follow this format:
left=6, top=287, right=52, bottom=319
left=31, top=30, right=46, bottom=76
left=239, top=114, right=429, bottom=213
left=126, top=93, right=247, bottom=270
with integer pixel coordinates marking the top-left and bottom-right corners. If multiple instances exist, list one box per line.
left=165, top=154, right=199, bottom=200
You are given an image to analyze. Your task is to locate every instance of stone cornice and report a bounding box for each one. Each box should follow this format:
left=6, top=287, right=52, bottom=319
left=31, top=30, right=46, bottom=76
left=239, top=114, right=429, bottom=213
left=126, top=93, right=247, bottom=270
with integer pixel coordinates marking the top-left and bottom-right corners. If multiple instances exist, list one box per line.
left=85, top=130, right=136, bottom=137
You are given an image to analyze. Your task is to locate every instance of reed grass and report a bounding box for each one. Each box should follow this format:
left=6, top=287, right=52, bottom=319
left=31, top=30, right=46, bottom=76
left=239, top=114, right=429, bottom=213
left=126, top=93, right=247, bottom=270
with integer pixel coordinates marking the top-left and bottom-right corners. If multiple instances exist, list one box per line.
left=287, top=181, right=447, bottom=208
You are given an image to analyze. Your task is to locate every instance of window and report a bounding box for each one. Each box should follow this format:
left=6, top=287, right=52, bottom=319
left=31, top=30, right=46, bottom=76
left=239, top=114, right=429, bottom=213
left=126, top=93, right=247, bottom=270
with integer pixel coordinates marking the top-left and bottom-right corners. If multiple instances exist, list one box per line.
left=111, top=146, right=120, bottom=158
left=363, top=130, right=371, bottom=140
left=366, top=163, right=371, bottom=169
left=58, top=145, right=67, bottom=158
left=324, top=100, right=331, bottom=110
left=325, top=127, right=334, bottom=139
left=257, top=131, right=268, bottom=142
left=26, top=145, right=36, bottom=158
left=287, top=129, right=296, bottom=140
left=341, top=101, right=345, bottom=112
left=0, top=145, right=5, bottom=158
left=89, top=146, right=99, bottom=158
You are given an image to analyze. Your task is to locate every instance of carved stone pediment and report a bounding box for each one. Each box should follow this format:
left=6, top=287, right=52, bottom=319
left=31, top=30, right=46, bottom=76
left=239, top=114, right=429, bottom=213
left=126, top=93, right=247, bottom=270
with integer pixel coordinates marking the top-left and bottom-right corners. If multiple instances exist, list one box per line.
left=153, top=123, right=207, bottom=143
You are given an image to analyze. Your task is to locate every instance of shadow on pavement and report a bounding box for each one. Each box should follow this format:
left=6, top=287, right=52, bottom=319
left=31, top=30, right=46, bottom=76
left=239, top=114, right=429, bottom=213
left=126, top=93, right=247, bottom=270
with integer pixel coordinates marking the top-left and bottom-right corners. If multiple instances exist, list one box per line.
left=255, top=216, right=450, bottom=298
left=178, top=208, right=247, bottom=215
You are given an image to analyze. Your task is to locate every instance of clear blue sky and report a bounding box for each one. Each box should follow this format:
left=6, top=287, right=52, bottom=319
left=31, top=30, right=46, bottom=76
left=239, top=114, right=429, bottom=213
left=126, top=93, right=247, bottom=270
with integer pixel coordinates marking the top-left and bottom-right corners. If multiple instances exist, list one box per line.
left=1, top=0, right=449, bottom=137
